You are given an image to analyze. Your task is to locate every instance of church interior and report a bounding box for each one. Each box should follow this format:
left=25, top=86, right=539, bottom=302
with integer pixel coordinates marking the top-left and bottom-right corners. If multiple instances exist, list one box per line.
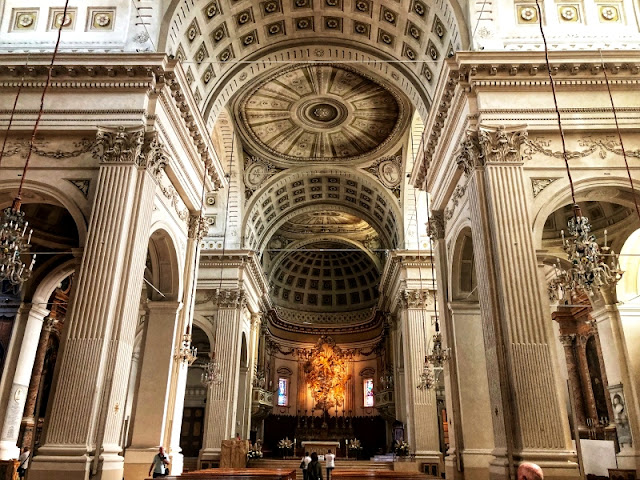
left=0, top=1, right=639, bottom=480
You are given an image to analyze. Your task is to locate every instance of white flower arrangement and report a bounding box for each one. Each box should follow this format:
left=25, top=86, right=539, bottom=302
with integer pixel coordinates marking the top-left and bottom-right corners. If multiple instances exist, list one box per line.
left=348, top=439, right=362, bottom=450
left=395, top=441, right=410, bottom=456
left=278, top=437, right=293, bottom=449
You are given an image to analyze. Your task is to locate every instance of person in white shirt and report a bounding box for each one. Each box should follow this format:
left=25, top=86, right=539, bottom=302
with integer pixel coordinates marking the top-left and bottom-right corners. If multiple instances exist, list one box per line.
left=148, top=446, right=170, bottom=478
left=325, top=449, right=335, bottom=480
left=301, top=451, right=312, bottom=480
left=17, top=447, right=30, bottom=479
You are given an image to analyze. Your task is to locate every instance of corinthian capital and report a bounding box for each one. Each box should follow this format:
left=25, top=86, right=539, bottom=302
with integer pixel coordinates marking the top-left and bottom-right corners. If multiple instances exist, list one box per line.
left=455, top=130, right=483, bottom=175
left=188, top=214, right=208, bottom=242
left=426, top=211, right=445, bottom=240
left=478, top=125, right=528, bottom=164
left=93, top=126, right=144, bottom=164
left=400, top=289, right=435, bottom=309
left=138, top=132, right=169, bottom=179
left=211, top=288, right=247, bottom=309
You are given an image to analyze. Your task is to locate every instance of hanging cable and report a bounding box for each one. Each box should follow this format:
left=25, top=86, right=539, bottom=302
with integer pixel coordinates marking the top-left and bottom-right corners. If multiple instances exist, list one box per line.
left=598, top=49, right=640, bottom=223
left=0, top=53, right=30, bottom=169
left=15, top=1, right=70, bottom=205
left=535, top=0, right=576, bottom=207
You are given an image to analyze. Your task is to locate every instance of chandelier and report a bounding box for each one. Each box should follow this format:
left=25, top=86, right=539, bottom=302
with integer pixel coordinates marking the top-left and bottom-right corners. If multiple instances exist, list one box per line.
left=426, top=330, right=450, bottom=368
left=201, top=354, right=223, bottom=386
left=416, top=356, right=435, bottom=391
left=379, top=367, right=394, bottom=390
left=549, top=205, right=623, bottom=301
left=175, top=330, right=197, bottom=365
left=0, top=199, right=35, bottom=287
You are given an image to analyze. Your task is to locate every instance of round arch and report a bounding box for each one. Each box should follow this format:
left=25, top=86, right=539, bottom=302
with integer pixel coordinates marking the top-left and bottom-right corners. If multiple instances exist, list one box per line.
left=448, top=225, right=477, bottom=302
left=147, top=225, right=183, bottom=302
left=531, top=176, right=640, bottom=251
left=30, top=259, right=77, bottom=306
left=0, top=180, right=88, bottom=246
left=243, top=167, right=403, bottom=252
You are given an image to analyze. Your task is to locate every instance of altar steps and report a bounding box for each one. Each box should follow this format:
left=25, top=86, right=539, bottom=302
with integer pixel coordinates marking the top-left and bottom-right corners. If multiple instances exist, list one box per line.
left=248, top=459, right=394, bottom=472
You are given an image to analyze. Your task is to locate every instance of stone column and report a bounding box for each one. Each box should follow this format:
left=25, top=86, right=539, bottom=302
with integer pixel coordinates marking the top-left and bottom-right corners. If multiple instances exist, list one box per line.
left=429, top=213, right=464, bottom=480
left=163, top=214, right=207, bottom=476
left=19, top=316, right=58, bottom=451
left=400, top=289, right=442, bottom=464
left=461, top=125, right=577, bottom=479
left=123, top=301, right=182, bottom=480
left=199, top=290, right=246, bottom=465
left=558, top=335, right=587, bottom=429
left=574, top=336, right=599, bottom=423
left=28, top=126, right=165, bottom=480
left=592, top=286, right=640, bottom=470
left=0, top=305, right=49, bottom=460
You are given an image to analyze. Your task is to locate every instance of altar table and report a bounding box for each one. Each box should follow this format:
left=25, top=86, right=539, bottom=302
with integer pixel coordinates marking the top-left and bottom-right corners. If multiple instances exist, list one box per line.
left=301, top=440, right=341, bottom=455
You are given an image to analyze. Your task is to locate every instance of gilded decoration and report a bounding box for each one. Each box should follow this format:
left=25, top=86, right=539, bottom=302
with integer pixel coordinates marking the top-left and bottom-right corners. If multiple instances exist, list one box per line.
left=303, top=336, right=351, bottom=410
left=236, top=64, right=408, bottom=166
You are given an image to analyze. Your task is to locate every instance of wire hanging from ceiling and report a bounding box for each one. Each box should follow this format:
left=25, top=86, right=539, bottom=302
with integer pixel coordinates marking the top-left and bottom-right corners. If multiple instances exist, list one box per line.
left=202, top=132, right=235, bottom=387
left=0, top=0, right=70, bottom=289
left=0, top=53, right=30, bottom=169
left=535, top=0, right=623, bottom=301
left=598, top=49, right=640, bottom=223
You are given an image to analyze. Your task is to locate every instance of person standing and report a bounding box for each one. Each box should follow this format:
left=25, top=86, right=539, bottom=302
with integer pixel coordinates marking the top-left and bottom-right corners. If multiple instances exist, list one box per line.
left=148, top=446, right=170, bottom=478
left=307, top=452, right=323, bottom=480
left=17, top=447, right=30, bottom=479
left=325, top=449, right=335, bottom=480
left=301, top=451, right=312, bottom=480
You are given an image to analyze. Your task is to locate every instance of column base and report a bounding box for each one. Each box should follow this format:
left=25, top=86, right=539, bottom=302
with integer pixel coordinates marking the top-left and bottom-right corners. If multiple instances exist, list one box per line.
left=198, top=447, right=221, bottom=469
left=412, top=450, right=443, bottom=475
left=461, top=449, right=494, bottom=480
left=488, top=449, right=580, bottom=480
left=28, top=446, right=124, bottom=480
left=444, top=452, right=465, bottom=480
left=616, top=445, right=640, bottom=471
left=124, top=447, right=163, bottom=480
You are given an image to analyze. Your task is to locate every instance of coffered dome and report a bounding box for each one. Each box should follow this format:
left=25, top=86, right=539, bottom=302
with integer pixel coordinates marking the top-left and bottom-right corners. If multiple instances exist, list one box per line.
left=270, top=241, right=379, bottom=312
left=236, top=64, right=405, bottom=166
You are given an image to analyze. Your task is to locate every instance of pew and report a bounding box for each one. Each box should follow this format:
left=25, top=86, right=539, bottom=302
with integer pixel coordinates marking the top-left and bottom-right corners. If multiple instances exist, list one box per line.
left=146, top=468, right=296, bottom=480
left=332, top=471, right=431, bottom=480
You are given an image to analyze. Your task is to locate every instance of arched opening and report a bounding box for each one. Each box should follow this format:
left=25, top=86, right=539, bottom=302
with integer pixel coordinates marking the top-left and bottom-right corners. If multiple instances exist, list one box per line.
left=446, top=227, right=494, bottom=477
left=181, top=324, right=211, bottom=470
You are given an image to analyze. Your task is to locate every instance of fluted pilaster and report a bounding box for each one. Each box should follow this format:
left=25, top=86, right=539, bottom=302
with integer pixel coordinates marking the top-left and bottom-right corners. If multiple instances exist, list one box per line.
left=28, top=126, right=160, bottom=480
left=200, top=290, right=246, bottom=463
left=464, top=125, right=576, bottom=478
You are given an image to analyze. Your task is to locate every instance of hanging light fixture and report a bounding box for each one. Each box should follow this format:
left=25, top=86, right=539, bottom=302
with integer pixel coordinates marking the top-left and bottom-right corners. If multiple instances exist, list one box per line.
left=426, top=323, right=450, bottom=368
left=549, top=209, right=623, bottom=301
left=0, top=200, right=35, bottom=286
left=0, top=1, right=70, bottom=290
left=533, top=0, right=624, bottom=300
left=416, top=355, right=435, bottom=391
left=201, top=352, right=223, bottom=386
left=175, top=325, right=198, bottom=365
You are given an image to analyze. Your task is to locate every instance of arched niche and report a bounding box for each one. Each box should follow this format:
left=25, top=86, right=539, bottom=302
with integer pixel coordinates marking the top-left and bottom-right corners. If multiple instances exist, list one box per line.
left=145, top=227, right=182, bottom=302
left=449, top=226, right=477, bottom=302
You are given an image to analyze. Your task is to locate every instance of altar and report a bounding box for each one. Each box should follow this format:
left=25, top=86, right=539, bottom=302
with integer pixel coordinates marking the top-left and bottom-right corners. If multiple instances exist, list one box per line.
left=301, top=440, right=341, bottom=456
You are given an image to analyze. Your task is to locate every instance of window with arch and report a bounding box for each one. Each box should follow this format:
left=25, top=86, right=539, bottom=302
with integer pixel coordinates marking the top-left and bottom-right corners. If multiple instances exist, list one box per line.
left=364, top=378, right=374, bottom=407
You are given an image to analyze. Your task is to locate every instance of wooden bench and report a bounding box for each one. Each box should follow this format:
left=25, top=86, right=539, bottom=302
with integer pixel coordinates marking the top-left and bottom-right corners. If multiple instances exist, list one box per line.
left=147, top=468, right=296, bottom=480
left=332, top=470, right=431, bottom=480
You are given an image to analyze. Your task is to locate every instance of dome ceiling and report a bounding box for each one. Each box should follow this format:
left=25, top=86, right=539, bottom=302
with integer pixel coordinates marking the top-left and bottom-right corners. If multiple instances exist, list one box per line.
left=236, top=64, right=405, bottom=166
left=279, top=211, right=375, bottom=237
left=270, top=240, right=380, bottom=313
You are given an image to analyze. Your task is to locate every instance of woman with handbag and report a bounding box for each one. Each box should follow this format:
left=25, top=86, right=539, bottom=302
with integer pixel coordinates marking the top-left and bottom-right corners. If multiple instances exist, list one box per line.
left=17, top=447, right=30, bottom=479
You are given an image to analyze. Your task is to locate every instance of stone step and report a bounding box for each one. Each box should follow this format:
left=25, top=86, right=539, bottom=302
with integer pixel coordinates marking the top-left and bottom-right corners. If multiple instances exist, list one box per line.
left=248, top=459, right=393, bottom=471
